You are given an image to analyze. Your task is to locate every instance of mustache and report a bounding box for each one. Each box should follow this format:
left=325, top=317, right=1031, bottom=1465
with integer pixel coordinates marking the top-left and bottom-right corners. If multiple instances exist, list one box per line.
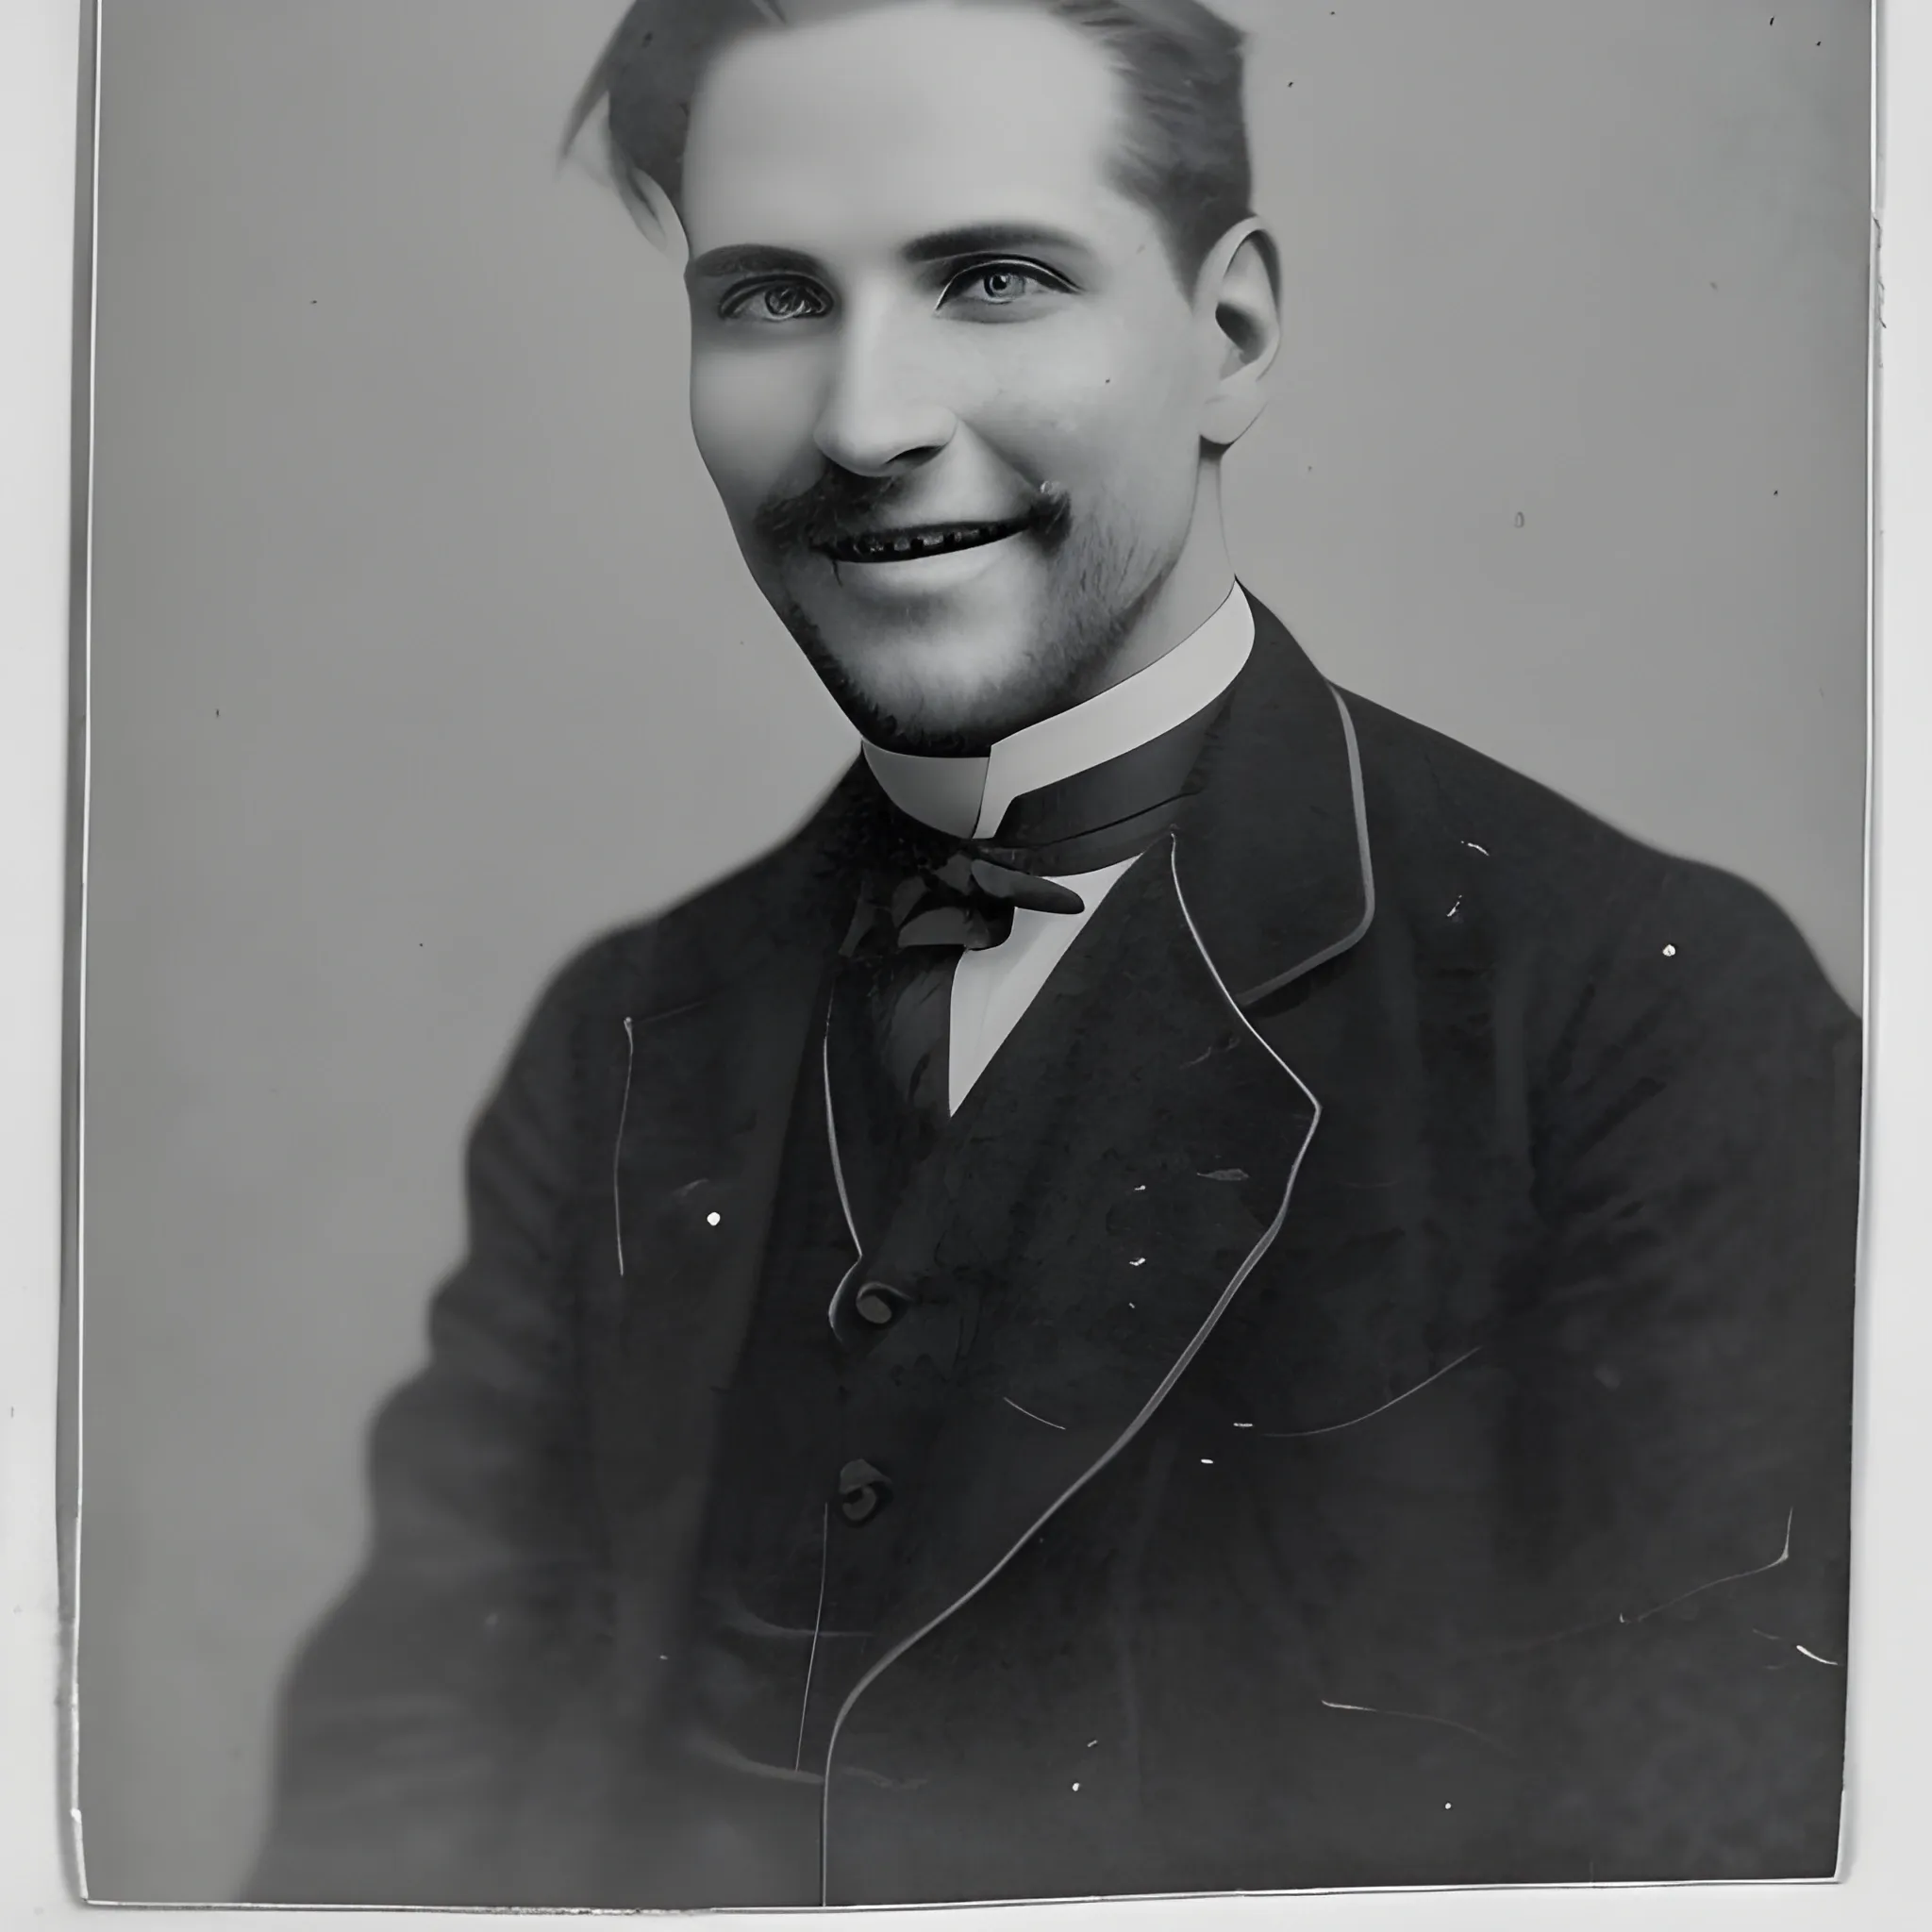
left=752, top=468, right=1073, bottom=554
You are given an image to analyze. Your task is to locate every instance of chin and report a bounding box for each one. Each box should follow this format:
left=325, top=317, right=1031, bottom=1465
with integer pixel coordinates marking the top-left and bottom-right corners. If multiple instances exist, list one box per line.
left=814, top=625, right=1061, bottom=752
left=760, top=542, right=1141, bottom=752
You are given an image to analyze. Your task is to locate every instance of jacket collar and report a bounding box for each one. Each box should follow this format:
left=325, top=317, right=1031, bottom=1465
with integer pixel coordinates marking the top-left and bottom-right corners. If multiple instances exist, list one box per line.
left=1171, top=591, right=1375, bottom=1009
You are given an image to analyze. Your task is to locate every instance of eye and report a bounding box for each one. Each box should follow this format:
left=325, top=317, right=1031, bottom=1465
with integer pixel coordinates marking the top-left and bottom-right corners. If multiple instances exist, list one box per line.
left=721, top=278, right=833, bottom=324
left=940, top=260, right=1072, bottom=312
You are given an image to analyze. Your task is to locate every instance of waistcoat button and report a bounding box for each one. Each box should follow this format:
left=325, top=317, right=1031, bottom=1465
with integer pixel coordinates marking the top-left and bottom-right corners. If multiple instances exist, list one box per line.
left=839, top=1457, right=891, bottom=1524
left=854, top=1281, right=908, bottom=1327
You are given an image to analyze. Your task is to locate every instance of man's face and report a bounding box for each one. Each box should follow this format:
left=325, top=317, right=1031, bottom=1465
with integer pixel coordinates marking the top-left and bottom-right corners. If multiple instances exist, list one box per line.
left=679, top=0, right=1224, bottom=751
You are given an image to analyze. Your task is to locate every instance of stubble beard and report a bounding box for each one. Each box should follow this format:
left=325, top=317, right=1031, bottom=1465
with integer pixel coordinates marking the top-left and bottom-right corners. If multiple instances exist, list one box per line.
left=763, top=505, right=1175, bottom=757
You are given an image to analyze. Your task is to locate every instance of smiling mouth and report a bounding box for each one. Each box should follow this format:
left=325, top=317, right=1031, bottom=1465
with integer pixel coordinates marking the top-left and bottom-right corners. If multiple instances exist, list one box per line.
left=822, top=515, right=1033, bottom=564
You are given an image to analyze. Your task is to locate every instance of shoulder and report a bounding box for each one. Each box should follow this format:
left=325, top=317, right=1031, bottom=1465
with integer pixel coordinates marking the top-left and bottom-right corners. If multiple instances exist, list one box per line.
left=503, top=762, right=867, bottom=1068
left=1333, top=691, right=1856, bottom=1081
left=1341, top=690, right=1834, bottom=980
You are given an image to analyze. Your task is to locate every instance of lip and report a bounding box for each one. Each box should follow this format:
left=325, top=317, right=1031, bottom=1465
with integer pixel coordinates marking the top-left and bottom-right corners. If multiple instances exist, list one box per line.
left=818, top=513, right=1034, bottom=565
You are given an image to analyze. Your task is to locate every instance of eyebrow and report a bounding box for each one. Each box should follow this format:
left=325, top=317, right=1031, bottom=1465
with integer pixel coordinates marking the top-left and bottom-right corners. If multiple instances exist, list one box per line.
left=686, top=224, right=1097, bottom=285
left=686, top=243, right=824, bottom=283
left=898, top=223, right=1096, bottom=268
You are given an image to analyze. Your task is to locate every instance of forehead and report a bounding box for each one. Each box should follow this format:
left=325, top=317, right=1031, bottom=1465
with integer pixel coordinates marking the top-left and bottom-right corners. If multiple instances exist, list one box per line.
left=680, top=1, right=1142, bottom=254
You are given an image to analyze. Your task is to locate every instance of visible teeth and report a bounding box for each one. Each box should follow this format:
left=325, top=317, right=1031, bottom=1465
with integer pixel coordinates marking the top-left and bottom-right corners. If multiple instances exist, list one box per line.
left=838, top=520, right=1018, bottom=560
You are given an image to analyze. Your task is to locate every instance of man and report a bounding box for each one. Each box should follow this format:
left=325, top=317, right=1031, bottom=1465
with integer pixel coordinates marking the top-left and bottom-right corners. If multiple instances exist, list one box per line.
left=250, top=0, right=1859, bottom=1908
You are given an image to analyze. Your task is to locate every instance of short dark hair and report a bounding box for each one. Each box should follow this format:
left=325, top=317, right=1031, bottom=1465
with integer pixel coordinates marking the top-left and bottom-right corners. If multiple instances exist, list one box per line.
left=566, top=0, right=1253, bottom=280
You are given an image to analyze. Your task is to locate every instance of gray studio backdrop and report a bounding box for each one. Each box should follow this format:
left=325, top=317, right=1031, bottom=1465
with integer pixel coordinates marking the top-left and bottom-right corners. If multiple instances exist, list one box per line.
left=75, top=0, right=1873, bottom=1903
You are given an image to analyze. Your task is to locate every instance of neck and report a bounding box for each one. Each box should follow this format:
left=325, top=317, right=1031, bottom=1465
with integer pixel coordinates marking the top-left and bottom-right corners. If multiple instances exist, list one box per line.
left=1060, top=460, right=1236, bottom=709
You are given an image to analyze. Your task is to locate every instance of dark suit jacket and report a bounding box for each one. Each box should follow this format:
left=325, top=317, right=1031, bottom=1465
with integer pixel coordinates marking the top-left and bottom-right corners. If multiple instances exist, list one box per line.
left=251, top=605, right=1859, bottom=1907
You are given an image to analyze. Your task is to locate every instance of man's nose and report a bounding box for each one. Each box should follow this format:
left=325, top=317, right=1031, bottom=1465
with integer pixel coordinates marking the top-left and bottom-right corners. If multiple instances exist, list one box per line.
left=811, top=308, right=957, bottom=478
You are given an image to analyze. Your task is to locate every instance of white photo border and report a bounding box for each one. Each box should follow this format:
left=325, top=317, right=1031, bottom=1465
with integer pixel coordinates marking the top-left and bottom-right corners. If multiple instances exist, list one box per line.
left=6, top=1, right=1925, bottom=1926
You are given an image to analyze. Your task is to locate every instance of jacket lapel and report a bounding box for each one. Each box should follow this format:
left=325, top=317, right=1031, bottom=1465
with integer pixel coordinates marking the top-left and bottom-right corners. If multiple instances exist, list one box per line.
left=584, top=962, right=824, bottom=1734
left=584, top=781, right=874, bottom=1714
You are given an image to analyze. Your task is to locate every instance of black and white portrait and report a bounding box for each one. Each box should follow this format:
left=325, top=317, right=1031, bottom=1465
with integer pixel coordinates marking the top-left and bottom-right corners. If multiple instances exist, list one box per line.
left=69, top=0, right=1870, bottom=1911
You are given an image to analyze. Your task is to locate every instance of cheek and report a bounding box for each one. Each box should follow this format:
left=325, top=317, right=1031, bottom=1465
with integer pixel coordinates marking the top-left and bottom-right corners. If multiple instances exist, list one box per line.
left=688, top=344, right=822, bottom=514
left=981, top=318, right=1202, bottom=496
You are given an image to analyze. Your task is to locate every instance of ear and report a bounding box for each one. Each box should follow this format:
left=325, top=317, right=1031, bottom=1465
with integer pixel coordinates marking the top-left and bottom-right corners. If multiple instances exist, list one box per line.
left=1194, top=216, right=1282, bottom=448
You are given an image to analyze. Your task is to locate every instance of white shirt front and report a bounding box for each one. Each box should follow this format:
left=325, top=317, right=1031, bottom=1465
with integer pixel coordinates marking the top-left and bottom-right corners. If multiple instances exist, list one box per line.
left=858, top=588, right=1257, bottom=1113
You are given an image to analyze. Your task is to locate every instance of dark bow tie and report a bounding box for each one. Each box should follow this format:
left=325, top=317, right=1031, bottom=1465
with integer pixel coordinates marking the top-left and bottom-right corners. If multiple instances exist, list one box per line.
left=868, top=845, right=1088, bottom=956
left=851, top=676, right=1243, bottom=958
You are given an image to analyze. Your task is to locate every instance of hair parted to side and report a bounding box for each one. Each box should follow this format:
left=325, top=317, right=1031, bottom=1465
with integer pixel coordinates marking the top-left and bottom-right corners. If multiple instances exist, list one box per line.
left=564, top=0, right=1253, bottom=280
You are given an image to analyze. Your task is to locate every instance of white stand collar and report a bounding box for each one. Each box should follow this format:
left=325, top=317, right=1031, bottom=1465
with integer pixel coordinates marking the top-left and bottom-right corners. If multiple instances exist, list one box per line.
left=861, top=586, right=1256, bottom=841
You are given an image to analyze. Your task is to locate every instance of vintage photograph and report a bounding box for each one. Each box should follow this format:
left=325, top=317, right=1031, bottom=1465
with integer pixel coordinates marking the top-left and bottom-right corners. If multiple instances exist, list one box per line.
left=72, top=0, right=1870, bottom=1910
